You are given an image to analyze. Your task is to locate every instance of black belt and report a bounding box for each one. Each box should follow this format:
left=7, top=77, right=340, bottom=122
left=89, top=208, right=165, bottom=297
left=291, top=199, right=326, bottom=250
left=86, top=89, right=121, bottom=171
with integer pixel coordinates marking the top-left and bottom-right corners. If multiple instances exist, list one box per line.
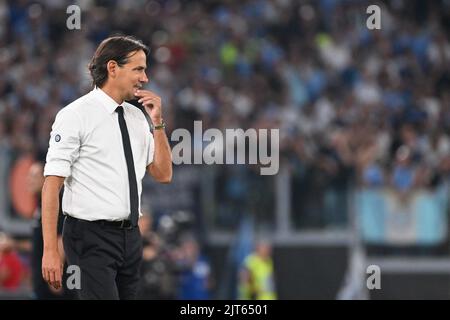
left=66, top=215, right=135, bottom=229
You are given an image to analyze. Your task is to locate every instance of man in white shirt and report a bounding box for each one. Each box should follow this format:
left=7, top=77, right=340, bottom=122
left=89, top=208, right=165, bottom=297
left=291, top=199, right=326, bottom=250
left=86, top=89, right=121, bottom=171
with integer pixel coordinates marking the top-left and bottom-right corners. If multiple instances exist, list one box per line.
left=41, top=36, right=172, bottom=299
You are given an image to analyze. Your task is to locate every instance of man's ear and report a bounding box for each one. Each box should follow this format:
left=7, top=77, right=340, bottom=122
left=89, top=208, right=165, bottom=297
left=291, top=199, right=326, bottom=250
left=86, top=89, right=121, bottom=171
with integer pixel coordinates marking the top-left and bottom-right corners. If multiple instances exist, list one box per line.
left=106, top=60, right=118, bottom=78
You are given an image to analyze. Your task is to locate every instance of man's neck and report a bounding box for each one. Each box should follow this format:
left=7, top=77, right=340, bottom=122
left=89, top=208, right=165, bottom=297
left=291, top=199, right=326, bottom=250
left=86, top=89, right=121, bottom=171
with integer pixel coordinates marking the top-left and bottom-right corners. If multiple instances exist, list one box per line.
left=99, top=85, right=124, bottom=105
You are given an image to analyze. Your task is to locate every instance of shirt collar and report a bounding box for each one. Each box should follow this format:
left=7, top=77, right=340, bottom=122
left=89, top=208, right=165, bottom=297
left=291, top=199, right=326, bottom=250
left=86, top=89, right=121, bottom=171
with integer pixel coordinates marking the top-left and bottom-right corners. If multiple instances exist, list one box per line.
left=93, top=87, right=124, bottom=114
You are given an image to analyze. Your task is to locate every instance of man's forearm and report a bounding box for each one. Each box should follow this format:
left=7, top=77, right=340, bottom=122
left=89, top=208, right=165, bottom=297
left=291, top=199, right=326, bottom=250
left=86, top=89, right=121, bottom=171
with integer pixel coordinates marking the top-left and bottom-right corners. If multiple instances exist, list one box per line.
left=41, top=177, right=64, bottom=251
left=148, top=129, right=172, bottom=183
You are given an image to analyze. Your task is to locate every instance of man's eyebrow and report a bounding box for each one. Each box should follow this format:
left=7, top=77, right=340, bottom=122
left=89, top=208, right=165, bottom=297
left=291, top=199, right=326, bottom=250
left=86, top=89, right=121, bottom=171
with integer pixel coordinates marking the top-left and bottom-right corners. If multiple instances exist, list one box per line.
left=133, top=66, right=147, bottom=70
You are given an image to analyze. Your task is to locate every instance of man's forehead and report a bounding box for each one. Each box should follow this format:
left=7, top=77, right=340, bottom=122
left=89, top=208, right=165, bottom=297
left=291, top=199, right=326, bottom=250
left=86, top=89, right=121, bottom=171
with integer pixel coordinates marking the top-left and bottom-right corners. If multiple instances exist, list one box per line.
left=127, top=50, right=146, bottom=60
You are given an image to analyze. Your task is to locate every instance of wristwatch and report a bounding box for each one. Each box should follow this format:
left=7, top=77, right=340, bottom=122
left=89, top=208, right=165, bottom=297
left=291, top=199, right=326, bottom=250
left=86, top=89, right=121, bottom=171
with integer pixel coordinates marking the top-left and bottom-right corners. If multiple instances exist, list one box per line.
left=152, top=120, right=166, bottom=130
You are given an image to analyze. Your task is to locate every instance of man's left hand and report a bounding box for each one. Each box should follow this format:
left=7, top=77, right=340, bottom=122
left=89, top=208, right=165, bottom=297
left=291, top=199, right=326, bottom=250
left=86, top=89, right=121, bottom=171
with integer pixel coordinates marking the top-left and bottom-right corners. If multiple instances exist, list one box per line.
left=135, top=89, right=163, bottom=125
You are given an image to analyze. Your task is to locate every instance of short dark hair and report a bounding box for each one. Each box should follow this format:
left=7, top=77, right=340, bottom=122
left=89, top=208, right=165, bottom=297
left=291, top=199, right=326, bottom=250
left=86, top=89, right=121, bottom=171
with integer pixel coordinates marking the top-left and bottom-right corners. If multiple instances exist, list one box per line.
left=88, top=35, right=150, bottom=88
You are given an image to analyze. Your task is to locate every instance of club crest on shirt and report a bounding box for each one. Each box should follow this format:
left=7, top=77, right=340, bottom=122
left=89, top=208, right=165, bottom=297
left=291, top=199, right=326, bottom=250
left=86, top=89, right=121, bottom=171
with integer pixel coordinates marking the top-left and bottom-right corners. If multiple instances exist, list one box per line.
left=55, top=134, right=61, bottom=142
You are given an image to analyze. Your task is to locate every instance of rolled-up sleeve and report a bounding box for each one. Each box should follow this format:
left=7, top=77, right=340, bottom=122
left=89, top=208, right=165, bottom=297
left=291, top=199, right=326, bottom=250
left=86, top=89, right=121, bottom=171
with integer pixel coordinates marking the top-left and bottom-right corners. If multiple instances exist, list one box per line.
left=146, top=129, right=155, bottom=166
left=44, top=108, right=82, bottom=178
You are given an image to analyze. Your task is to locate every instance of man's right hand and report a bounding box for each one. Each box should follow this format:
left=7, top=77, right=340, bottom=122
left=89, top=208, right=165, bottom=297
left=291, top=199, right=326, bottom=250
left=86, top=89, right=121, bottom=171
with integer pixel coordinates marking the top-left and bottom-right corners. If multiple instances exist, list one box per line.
left=42, top=250, right=63, bottom=289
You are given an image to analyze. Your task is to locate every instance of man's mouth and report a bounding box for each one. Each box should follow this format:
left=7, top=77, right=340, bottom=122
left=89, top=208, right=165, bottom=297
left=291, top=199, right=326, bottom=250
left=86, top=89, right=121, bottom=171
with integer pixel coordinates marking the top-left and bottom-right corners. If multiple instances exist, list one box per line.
left=133, top=86, right=141, bottom=95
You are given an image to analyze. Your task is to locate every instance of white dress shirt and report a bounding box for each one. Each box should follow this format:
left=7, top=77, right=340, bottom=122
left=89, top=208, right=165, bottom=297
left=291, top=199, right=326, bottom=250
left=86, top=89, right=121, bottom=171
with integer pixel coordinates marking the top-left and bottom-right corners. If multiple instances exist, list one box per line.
left=44, top=87, right=154, bottom=221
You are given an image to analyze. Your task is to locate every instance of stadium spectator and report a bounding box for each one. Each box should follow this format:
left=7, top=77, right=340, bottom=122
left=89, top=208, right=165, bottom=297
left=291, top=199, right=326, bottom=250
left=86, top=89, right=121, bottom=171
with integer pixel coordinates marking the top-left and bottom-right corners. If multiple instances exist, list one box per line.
left=0, top=232, right=24, bottom=291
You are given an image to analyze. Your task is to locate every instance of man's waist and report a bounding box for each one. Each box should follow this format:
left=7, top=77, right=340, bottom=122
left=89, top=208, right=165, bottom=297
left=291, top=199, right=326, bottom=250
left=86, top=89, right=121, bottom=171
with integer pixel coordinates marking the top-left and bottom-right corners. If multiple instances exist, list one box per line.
left=62, top=209, right=138, bottom=222
left=65, top=215, right=136, bottom=229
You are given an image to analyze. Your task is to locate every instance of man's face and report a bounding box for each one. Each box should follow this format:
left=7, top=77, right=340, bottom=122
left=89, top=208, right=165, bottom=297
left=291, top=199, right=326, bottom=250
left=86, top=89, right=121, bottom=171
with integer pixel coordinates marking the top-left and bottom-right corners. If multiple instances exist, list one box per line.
left=115, top=49, right=148, bottom=100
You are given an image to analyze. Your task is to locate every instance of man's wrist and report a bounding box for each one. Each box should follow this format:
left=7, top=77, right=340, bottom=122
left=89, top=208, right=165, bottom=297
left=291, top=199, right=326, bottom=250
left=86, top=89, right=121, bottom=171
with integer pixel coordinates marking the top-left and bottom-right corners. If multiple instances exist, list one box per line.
left=152, top=119, right=166, bottom=130
left=43, top=245, right=59, bottom=252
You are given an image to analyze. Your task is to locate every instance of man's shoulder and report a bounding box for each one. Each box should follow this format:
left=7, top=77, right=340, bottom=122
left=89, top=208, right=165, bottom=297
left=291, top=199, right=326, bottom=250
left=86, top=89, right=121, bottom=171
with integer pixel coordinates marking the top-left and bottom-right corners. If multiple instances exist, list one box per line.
left=63, top=91, right=95, bottom=112
left=56, top=91, right=95, bottom=119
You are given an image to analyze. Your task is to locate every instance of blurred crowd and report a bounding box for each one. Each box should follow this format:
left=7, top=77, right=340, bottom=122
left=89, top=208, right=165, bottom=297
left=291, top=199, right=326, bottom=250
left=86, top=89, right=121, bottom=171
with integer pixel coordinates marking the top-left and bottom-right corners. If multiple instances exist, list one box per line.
left=1, top=0, right=449, bottom=221
left=0, top=0, right=450, bottom=296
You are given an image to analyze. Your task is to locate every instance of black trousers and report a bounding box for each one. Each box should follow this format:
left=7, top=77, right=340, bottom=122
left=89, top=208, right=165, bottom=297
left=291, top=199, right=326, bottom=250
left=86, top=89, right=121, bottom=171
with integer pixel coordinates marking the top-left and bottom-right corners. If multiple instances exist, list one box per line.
left=62, top=216, right=143, bottom=300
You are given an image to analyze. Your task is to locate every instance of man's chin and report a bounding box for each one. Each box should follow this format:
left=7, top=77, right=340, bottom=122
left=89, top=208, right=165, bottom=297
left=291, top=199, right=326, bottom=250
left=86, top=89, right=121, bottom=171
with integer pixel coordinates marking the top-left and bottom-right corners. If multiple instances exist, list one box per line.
left=125, top=92, right=136, bottom=101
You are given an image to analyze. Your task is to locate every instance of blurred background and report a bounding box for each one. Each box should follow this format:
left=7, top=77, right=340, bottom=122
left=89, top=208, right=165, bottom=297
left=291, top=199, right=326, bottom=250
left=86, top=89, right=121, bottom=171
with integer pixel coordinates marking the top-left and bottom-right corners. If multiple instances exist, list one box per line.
left=0, top=0, right=449, bottom=299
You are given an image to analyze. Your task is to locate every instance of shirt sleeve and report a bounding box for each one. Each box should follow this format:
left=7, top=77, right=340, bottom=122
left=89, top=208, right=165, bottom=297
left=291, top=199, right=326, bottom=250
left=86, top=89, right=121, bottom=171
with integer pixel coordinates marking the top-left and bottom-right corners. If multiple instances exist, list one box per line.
left=146, top=125, right=155, bottom=166
left=44, top=108, right=82, bottom=178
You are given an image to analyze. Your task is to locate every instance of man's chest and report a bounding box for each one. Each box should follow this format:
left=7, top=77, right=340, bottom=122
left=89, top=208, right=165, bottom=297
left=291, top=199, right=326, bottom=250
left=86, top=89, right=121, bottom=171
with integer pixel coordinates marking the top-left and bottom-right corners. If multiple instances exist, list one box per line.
left=81, top=115, right=148, bottom=162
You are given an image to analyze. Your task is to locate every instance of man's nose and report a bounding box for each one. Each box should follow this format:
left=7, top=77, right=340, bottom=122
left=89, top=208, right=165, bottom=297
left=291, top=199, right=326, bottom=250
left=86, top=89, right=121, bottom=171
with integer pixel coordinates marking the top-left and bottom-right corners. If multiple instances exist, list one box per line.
left=140, top=73, right=149, bottom=83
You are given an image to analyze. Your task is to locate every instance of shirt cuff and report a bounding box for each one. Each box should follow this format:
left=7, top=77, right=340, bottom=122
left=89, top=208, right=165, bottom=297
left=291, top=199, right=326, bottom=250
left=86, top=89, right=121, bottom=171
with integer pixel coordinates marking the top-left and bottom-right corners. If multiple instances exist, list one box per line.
left=43, top=161, right=71, bottom=178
